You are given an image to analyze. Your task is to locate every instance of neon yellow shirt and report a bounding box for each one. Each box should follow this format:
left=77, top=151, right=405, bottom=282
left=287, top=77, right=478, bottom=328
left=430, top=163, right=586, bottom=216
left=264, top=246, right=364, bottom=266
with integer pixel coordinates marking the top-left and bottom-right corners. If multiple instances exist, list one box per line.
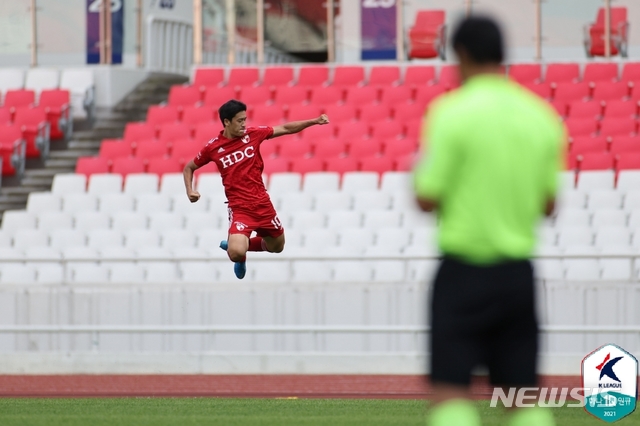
left=413, top=74, right=565, bottom=264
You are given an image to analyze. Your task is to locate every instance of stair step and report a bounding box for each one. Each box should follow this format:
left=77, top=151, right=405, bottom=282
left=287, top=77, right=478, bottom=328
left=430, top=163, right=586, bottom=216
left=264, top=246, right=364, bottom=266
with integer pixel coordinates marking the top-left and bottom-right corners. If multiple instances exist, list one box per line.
left=48, top=150, right=96, bottom=159
left=45, top=159, right=78, bottom=169
left=21, top=177, right=53, bottom=187
left=68, top=140, right=102, bottom=150
left=23, top=169, right=60, bottom=178
left=1, top=186, right=38, bottom=196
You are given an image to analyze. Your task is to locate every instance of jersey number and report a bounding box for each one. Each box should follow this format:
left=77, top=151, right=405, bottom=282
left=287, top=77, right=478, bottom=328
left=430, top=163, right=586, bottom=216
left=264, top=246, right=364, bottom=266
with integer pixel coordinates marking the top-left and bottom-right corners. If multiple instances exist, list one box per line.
left=271, top=215, right=282, bottom=230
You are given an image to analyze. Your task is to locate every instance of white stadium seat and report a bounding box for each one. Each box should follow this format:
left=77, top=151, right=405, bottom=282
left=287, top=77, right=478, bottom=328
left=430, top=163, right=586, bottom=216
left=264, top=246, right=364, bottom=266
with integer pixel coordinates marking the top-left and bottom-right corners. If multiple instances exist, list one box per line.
left=184, top=212, right=221, bottom=231
left=61, top=193, right=98, bottom=213
left=600, top=259, right=632, bottom=281
left=554, top=208, right=590, bottom=228
left=284, top=229, right=303, bottom=248
left=0, top=264, right=36, bottom=284
left=26, top=192, right=61, bottom=213
left=35, top=264, right=65, bottom=284
left=616, top=171, right=640, bottom=191
left=536, top=259, right=564, bottom=280
left=49, top=229, right=86, bottom=249
left=196, top=173, right=224, bottom=193
left=172, top=193, right=208, bottom=213
left=37, top=212, right=73, bottom=231
left=124, top=229, right=160, bottom=249
left=24, top=246, right=62, bottom=261
left=1, top=211, right=37, bottom=235
left=291, top=261, right=332, bottom=283
left=594, top=227, right=630, bottom=247
left=560, top=171, right=576, bottom=189
left=88, top=174, right=122, bottom=194
left=371, top=260, right=405, bottom=282
left=352, top=191, right=391, bottom=211
left=109, top=263, right=146, bottom=284
left=403, top=243, right=438, bottom=256
left=12, top=229, right=48, bottom=249
left=196, top=229, right=227, bottom=252
left=60, top=68, right=95, bottom=119
left=111, top=212, right=147, bottom=231
left=364, top=245, right=403, bottom=256
left=313, top=192, right=352, bottom=213
left=25, top=68, right=59, bottom=94
left=145, top=263, right=179, bottom=283
left=251, top=261, right=290, bottom=283
left=558, top=190, right=586, bottom=210
left=628, top=210, right=640, bottom=228
left=591, top=209, right=627, bottom=228
left=326, top=210, right=361, bottom=230
left=411, top=227, right=438, bottom=246
left=99, top=246, right=136, bottom=262
left=51, top=173, right=87, bottom=194
left=73, top=211, right=110, bottom=231
left=538, top=226, right=557, bottom=246
left=402, top=209, right=436, bottom=228
left=562, top=245, right=598, bottom=255
left=289, top=211, right=325, bottom=229
left=302, top=172, right=340, bottom=193
left=277, top=192, right=313, bottom=212
left=301, top=228, right=338, bottom=251
left=408, top=260, right=439, bottom=282
left=338, top=228, right=374, bottom=253
left=380, top=172, right=410, bottom=192
left=341, top=172, right=379, bottom=193
left=557, top=227, right=593, bottom=247
left=0, top=232, right=12, bottom=247
left=161, top=229, right=196, bottom=248
left=390, top=191, right=416, bottom=211
left=564, top=259, right=600, bottom=280
left=587, top=190, right=622, bottom=210
left=135, top=193, right=172, bottom=213
left=87, top=229, right=124, bottom=248
left=374, top=227, right=411, bottom=250
left=0, top=69, right=24, bottom=97
left=268, top=172, right=301, bottom=194
left=180, top=261, right=217, bottom=283
left=363, top=210, right=402, bottom=229
left=333, top=261, right=372, bottom=282
left=70, top=264, right=109, bottom=284
left=124, top=173, right=159, bottom=194
left=136, top=246, right=173, bottom=261
left=98, top=193, right=134, bottom=213
left=576, top=171, right=615, bottom=191
left=623, top=191, right=640, bottom=211
left=159, top=173, right=185, bottom=194
left=148, top=211, right=184, bottom=231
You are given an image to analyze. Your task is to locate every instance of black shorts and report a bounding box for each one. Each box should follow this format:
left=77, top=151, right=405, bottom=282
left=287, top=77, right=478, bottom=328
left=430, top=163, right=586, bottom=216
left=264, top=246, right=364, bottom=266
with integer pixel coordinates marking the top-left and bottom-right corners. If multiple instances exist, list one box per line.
left=430, top=256, right=539, bottom=387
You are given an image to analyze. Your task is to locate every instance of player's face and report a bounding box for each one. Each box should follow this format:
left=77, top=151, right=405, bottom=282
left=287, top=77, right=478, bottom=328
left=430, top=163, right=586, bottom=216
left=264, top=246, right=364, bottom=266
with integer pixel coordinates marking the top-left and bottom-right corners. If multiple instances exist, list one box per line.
left=226, top=111, right=247, bottom=138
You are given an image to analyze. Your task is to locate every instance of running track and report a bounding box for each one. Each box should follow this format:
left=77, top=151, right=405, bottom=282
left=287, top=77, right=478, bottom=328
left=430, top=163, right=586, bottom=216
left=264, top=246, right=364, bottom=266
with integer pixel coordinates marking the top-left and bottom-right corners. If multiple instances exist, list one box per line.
left=0, top=375, right=585, bottom=398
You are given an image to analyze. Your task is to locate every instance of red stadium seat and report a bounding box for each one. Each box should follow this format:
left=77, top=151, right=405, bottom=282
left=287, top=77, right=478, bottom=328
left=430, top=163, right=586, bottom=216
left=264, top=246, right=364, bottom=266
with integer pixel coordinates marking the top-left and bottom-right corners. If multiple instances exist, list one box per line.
left=124, top=122, right=156, bottom=142
left=508, top=64, right=542, bottom=84
left=290, top=157, right=324, bottom=174
left=591, top=81, right=630, bottom=101
left=610, top=136, right=640, bottom=155
left=359, top=104, right=391, bottom=122
left=564, top=118, right=598, bottom=138
left=438, top=65, right=460, bottom=89
left=99, top=139, right=133, bottom=159
left=135, top=139, right=169, bottom=160
left=261, top=67, right=294, bottom=87
left=603, top=100, right=637, bottom=118
left=287, top=105, right=322, bottom=122
left=550, top=101, right=567, bottom=118
left=332, top=66, right=365, bottom=87
left=585, top=7, right=628, bottom=58
left=336, top=122, right=370, bottom=140
left=578, top=152, right=614, bottom=170
left=599, top=118, right=637, bottom=137
left=112, top=157, right=145, bottom=176
left=583, top=63, right=619, bottom=83
left=277, top=138, right=312, bottom=159
left=570, top=135, right=608, bottom=156
left=203, top=86, right=237, bottom=107
left=324, top=156, right=358, bottom=174
left=371, top=121, right=403, bottom=140
left=193, top=123, right=220, bottom=142
left=0, top=124, right=25, bottom=176
left=404, top=66, right=436, bottom=86
left=171, top=139, right=204, bottom=165
left=227, top=67, right=260, bottom=87
left=273, top=86, right=308, bottom=106
left=14, top=106, right=49, bottom=158
left=312, top=139, right=346, bottom=160
left=567, top=101, right=602, bottom=119
left=181, top=106, right=215, bottom=129
left=309, top=86, right=343, bottom=106
left=408, top=10, right=446, bottom=60
left=383, top=138, right=417, bottom=158
left=296, top=65, right=329, bottom=87
left=414, top=85, right=447, bottom=107
left=368, top=66, right=400, bottom=86
left=250, top=106, right=285, bottom=126
left=395, top=153, right=418, bottom=171
left=380, top=86, right=413, bottom=105
left=4, top=89, right=35, bottom=110
left=521, top=82, right=552, bottom=99
left=147, top=157, right=182, bottom=176
left=146, top=105, right=180, bottom=130
left=348, top=139, right=381, bottom=158
left=263, top=158, right=289, bottom=175
left=38, top=89, right=70, bottom=140
left=616, top=153, right=640, bottom=170
left=629, top=85, right=640, bottom=102
left=553, top=82, right=590, bottom=104
left=404, top=119, right=423, bottom=139
left=76, top=156, right=110, bottom=176
left=359, top=156, right=394, bottom=174
left=393, top=103, right=425, bottom=121
left=344, top=87, right=378, bottom=105
left=237, top=86, right=272, bottom=105
left=299, top=123, right=335, bottom=141
left=168, top=85, right=201, bottom=107
left=622, top=63, right=640, bottom=82
left=158, top=122, right=191, bottom=143
left=322, top=104, right=357, bottom=123
left=193, top=68, right=225, bottom=90
left=545, top=63, right=580, bottom=84
left=0, top=108, right=11, bottom=124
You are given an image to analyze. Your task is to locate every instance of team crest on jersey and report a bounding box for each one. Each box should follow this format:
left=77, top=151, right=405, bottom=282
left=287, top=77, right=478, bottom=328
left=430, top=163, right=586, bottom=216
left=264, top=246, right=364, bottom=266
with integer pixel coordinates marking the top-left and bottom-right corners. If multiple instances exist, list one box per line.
left=235, top=221, right=248, bottom=231
left=241, top=135, right=250, bottom=144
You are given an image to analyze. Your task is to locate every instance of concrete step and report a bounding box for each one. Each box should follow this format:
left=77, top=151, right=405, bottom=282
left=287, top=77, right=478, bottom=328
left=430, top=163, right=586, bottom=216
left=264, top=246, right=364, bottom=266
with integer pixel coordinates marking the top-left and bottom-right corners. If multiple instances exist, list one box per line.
left=48, top=150, right=96, bottom=160
left=23, top=169, right=60, bottom=178
left=1, top=186, right=38, bottom=196
left=21, top=177, right=53, bottom=188
left=0, top=203, right=28, bottom=213
left=73, top=128, right=122, bottom=141
left=68, top=140, right=102, bottom=150
left=45, top=159, right=78, bottom=169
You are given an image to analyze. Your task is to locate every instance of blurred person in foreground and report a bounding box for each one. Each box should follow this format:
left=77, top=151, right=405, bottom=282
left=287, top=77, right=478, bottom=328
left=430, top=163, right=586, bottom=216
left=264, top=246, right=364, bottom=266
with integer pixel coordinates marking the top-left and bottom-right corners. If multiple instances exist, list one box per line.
left=413, top=15, right=564, bottom=426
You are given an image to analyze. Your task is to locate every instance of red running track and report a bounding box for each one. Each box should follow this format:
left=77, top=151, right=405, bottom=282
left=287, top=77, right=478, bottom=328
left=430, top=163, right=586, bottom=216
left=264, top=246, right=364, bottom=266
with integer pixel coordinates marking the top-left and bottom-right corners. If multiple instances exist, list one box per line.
left=0, top=375, right=583, bottom=398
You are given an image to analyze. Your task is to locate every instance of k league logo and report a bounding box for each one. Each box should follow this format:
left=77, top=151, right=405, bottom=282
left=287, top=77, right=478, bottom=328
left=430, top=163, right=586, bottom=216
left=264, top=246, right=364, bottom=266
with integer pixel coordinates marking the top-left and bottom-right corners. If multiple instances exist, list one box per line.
left=582, top=344, right=638, bottom=422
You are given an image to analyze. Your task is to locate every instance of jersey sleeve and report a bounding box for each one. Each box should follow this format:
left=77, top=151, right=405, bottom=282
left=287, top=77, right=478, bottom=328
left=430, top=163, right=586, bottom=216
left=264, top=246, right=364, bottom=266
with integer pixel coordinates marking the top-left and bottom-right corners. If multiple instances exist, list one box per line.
left=413, top=103, right=458, bottom=201
left=251, top=126, right=274, bottom=142
left=193, top=143, right=212, bottom=168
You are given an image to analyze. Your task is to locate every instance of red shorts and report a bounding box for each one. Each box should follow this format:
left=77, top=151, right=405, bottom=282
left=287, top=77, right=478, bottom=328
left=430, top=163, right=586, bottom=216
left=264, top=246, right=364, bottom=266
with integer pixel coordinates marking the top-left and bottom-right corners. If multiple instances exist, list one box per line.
left=227, top=204, right=284, bottom=239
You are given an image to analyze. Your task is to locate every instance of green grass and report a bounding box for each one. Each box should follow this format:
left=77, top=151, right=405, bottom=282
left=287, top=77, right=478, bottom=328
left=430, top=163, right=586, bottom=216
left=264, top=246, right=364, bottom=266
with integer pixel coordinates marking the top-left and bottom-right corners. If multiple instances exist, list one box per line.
left=0, top=398, right=638, bottom=426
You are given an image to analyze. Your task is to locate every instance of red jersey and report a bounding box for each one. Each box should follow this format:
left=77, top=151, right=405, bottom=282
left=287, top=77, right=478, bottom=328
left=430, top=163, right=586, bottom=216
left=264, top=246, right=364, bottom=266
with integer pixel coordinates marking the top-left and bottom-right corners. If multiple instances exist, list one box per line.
left=193, top=126, right=274, bottom=210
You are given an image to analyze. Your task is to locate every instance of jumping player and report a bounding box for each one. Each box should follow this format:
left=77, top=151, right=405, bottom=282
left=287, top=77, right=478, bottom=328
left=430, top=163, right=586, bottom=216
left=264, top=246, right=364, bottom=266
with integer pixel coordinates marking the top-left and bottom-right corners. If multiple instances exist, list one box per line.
left=183, top=99, right=330, bottom=279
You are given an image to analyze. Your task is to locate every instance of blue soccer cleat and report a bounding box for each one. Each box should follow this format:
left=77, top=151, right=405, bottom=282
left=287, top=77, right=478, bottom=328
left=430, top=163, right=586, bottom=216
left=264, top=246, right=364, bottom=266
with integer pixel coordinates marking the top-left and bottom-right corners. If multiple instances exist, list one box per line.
left=220, top=240, right=246, bottom=279
left=219, top=240, right=228, bottom=251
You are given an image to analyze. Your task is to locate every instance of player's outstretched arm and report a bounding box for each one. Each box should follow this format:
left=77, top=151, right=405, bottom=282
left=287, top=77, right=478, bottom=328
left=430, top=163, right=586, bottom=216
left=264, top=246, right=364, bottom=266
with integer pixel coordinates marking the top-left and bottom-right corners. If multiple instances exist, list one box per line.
left=183, top=160, right=201, bottom=203
left=271, top=114, right=330, bottom=138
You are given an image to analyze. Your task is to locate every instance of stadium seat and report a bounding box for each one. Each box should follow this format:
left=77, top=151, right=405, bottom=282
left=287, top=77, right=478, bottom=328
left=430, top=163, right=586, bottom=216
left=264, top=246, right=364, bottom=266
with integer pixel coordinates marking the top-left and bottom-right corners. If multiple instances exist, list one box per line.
left=251, top=105, right=285, bottom=125
left=347, top=139, right=381, bottom=159
left=438, top=65, right=460, bottom=89
left=592, top=209, right=627, bottom=227
left=111, top=211, right=147, bottom=232
left=202, top=86, right=237, bottom=107
left=414, top=85, right=447, bottom=107
left=14, top=106, right=50, bottom=158
left=302, top=172, right=340, bottom=193
left=251, top=261, right=291, bottom=283
left=599, top=118, right=637, bottom=137
left=336, top=121, right=370, bottom=140
left=0, top=69, right=24, bottom=99
left=147, top=158, right=181, bottom=176
left=553, top=82, right=590, bottom=105
left=167, top=85, right=201, bottom=107
left=296, top=65, right=329, bottom=87
left=603, top=100, right=637, bottom=118
left=124, top=122, right=156, bottom=142
left=309, top=86, right=343, bottom=106
left=38, top=89, right=71, bottom=139
left=564, top=260, right=600, bottom=280
left=622, top=63, right=640, bottom=82
left=617, top=153, right=640, bottom=170
left=591, top=81, right=630, bottom=101
left=564, top=118, right=598, bottom=138
left=123, top=173, right=159, bottom=194
left=49, top=229, right=86, bottom=250
left=584, top=7, right=628, bottom=58
left=322, top=104, right=357, bottom=123
left=289, top=211, right=325, bottom=229
left=171, top=139, right=204, bottom=165
left=0, top=123, right=26, bottom=176
left=76, top=156, right=110, bottom=176
left=51, top=173, right=86, bottom=194
left=521, top=82, right=552, bottom=99
left=600, top=259, right=632, bottom=280
left=313, top=192, right=352, bottom=212
left=59, top=68, right=95, bottom=120
left=333, top=261, right=372, bottom=281
left=578, top=152, right=614, bottom=170
left=267, top=172, right=301, bottom=194
left=277, top=138, right=312, bottom=159
left=277, top=192, right=313, bottom=212
left=359, top=104, right=391, bottom=122
left=237, top=86, right=272, bottom=105
left=567, top=101, right=602, bottom=119
left=344, top=86, right=378, bottom=105
left=359, top=156, right=395, bottom=174
left=25, top=68, right=59, bottom=96
left=337, top=228, right=374, bottom=254
left=136, top=139, right=169, bottom=160
left=273, top=86, right=308, bottom=105
left=570, top=136, right=607, bottom=157
left=395, top=153, right=418, bottom=171
left=624, top=190, right=640, bottom=210
left=545, top=63, right=580, bottom=84
left=1, top=264, right=36, bottom=284
left=287, top=104, right=322, bottom=122
left=583, top=63, right=619, bottom=83
left=26, top=192, right=61, bottom=213
left=290, top=157, right=324, bottom=174
left=380, top=86, right=413, bottom=105
left=262, top=157, right=290, bottom=175
left=61, top=193, right=98, bottom=213
left=181, top=106, right=215, bottom=130
left=587, top=189, right=623, bottom=210
left=227, top=67, right=260, bottom=87
left=73, top=211, right=110, bottom=231
left=4, top=89, right=34, bottom=111
left=368, top=66, right=400, bottom=86
left=341, top=171, right=378, bottom=193
left=577, top=170, right=615, bottom=190
left=332, top=66, right=365, bottom=87
left=146, top=105, right=180, bottom=129
left=363, top=210, right=401, bottom=228
left=508, top=64, right=542, bottom=84
left=404, top=66, right=436, bottom=86
left=261, top=67, right=294, bottom=87
left=99, top=140, right=133, bottom=159
left=193, top=122, right=219, bottom=142
left=557, top=226, right=593, bottom=246
left=393, top=103, right=425, bottom=121
left=193, top=67, right=225, bottom=90
left=97, top=193, right=134, bottom=213
left=111, top=157, right=145, bottom=177
left=160, top=229, right=195, bottom=248
left=407, top=11, right=446, bottom=60
left=123, top=229, right=160, bottom=249
left=291, top=260, right=332, bottom=283
left=158, top=122, right=192, bottom=143
left=610, top=136, right=640, bottom=155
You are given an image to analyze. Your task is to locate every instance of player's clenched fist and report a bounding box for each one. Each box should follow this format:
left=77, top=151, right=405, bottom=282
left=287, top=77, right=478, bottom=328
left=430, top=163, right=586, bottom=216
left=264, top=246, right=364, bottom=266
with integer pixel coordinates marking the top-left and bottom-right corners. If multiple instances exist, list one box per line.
left=316, top=114, right=330, bottom=125
left=187, top=190, right=201, bottom=203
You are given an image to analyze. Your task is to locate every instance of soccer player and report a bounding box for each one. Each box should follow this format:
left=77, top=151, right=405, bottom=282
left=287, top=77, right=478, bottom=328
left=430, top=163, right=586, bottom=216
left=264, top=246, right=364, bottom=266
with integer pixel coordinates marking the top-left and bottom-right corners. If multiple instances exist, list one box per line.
left=183, top=99, right=330, bottom=279
left=413, top=16, right=563, bottom=426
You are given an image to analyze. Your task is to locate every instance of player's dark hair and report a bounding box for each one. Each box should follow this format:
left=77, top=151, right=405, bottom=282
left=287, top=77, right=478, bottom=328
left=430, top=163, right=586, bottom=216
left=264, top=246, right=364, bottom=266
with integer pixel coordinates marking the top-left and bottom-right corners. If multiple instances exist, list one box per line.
left=452, top=15, right=504, bottom=64
left=218, top=99, right=247, bottom=126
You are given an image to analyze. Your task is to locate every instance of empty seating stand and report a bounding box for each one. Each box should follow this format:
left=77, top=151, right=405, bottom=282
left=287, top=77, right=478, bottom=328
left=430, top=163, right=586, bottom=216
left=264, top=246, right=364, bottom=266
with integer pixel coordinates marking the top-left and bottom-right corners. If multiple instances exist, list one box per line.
left=584, top=7, right=629, bottom=57
left=408, top=10, right=446, bottom=60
